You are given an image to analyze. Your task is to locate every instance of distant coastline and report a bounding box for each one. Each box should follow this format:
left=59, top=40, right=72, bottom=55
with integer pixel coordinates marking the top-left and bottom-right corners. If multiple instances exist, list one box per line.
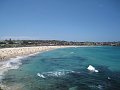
left=0, top=39, right=120, bottom=48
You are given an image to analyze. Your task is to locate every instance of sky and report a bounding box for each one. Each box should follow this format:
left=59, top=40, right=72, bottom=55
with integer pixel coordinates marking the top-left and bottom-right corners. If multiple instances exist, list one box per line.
left=0, top=0, right=120, bottom=41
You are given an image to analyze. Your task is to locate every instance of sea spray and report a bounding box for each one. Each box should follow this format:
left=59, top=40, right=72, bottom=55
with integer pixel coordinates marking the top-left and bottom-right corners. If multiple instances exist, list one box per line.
left=87, top=65, right=99, bottom=72
left=37, top=69, right=80, bottom=78
left=0, top=56, right=22, bottom=82
left=0, top=52, right=40, bottom=90
left=37, top=73, right=46, bottom=78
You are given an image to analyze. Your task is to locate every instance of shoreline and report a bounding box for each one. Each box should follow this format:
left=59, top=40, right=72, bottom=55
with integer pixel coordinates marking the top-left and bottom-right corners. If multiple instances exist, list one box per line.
left=0, top=45, right=102, bottom=62
left=0, top=45, right=92, bottom=63
left=0, top=46, right=76, bottom=61
left=0, top=46, right=81, bottom=90
left=0, top=46, right=116, bottom=90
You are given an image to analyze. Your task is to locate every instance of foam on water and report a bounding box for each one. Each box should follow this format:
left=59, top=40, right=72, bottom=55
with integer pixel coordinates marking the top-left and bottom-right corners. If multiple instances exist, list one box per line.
left=0, top=52, right=40, bottom=82
left=37, top=73, right=46, bottom=78
left=37, top=69, right=79, bottom=78
left=0, top=52, right=40, bottom=89
left=0, top=56, right=22, bottom=82
left=1, top=47, right=120, bottom=90
left=89, top=85, right=104, bottom=90
left=87, top=65, right=99, bottom=72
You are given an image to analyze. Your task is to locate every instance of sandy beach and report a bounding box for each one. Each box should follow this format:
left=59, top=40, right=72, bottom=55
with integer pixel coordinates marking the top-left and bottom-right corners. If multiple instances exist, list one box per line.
left=0, top=46, right=79, bottom=61
left=0, top=46, right=79, bottom=90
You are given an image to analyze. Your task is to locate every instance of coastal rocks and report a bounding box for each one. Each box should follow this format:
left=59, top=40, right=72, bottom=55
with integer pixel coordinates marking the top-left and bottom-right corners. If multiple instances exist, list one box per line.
left=87, top=65, right=99, bottom=72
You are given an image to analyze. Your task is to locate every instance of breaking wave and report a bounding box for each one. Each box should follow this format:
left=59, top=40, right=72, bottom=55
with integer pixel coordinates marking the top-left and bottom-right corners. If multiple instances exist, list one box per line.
left=37, top=69, right=80, bottom=78
left=87, top=65, right=99, bottom=72
left=0, top=52, right=40, bottom=82
left=0, top=56, right=22, bottom=82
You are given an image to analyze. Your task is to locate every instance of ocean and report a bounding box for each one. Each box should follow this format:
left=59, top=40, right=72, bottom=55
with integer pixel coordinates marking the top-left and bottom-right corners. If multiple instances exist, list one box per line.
left=1, top=46, right=120, bottom=90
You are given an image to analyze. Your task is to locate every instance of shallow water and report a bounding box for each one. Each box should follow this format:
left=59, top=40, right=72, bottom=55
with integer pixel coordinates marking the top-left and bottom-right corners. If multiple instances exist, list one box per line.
left=1, top=46, right=120, bottom=90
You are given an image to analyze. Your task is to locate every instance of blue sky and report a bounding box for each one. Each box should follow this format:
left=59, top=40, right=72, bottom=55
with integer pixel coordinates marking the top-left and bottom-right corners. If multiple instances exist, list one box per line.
left=0, top=0, right=120, bottom=41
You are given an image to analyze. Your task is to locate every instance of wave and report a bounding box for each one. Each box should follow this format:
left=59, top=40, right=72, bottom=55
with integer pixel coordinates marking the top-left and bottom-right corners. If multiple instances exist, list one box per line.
left=0, top=52, right=40, bottom=82
left=89, top=84, right=103, bottom=90
left=37, top=73, right=46, bottom=78
left=0, top=52, right=40, bottom=90
left=37, top=69, right=80, bottom=78
left=87, top=65, right=99, bottom=72
left=0, top=57, right=22, bottom=82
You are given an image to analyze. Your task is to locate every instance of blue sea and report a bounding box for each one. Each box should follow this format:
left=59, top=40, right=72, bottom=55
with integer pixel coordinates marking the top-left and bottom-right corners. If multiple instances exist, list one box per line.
left=1, top=46, right=120, bottom=90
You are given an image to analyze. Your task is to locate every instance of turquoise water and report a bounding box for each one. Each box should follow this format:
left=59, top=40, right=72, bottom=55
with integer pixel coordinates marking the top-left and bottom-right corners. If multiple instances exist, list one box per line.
left=2, top=46, right=120, bottom=90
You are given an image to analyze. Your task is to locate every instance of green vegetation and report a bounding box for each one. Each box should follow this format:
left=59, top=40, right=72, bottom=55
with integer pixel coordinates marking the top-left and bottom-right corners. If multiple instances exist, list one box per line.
left=0, top=39, right=120, bottom=48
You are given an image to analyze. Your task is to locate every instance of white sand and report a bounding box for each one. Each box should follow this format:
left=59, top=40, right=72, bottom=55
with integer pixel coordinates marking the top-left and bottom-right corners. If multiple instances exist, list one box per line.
left=0, top=46, right=79, bottom=61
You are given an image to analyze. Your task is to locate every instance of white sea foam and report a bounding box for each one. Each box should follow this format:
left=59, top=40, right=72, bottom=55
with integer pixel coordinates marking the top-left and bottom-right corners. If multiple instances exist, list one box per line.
left=37, top=73, right=46, bottom=78
left=108, top=77, right=111, bottom=80
left=89, top=85, right=103, bottom=90
left=0, top=53, right=40, bottom=89
left=87, top=65, right=99, bottom=72
left=0, top=52, right=40, bottom=82
left=97, top=85, right=103, bottom=90
left=37, top=69, right=79, bottom=78
left=46, top=70, right=75, bottom=77
left=0, top=56, right=23, bottom=82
